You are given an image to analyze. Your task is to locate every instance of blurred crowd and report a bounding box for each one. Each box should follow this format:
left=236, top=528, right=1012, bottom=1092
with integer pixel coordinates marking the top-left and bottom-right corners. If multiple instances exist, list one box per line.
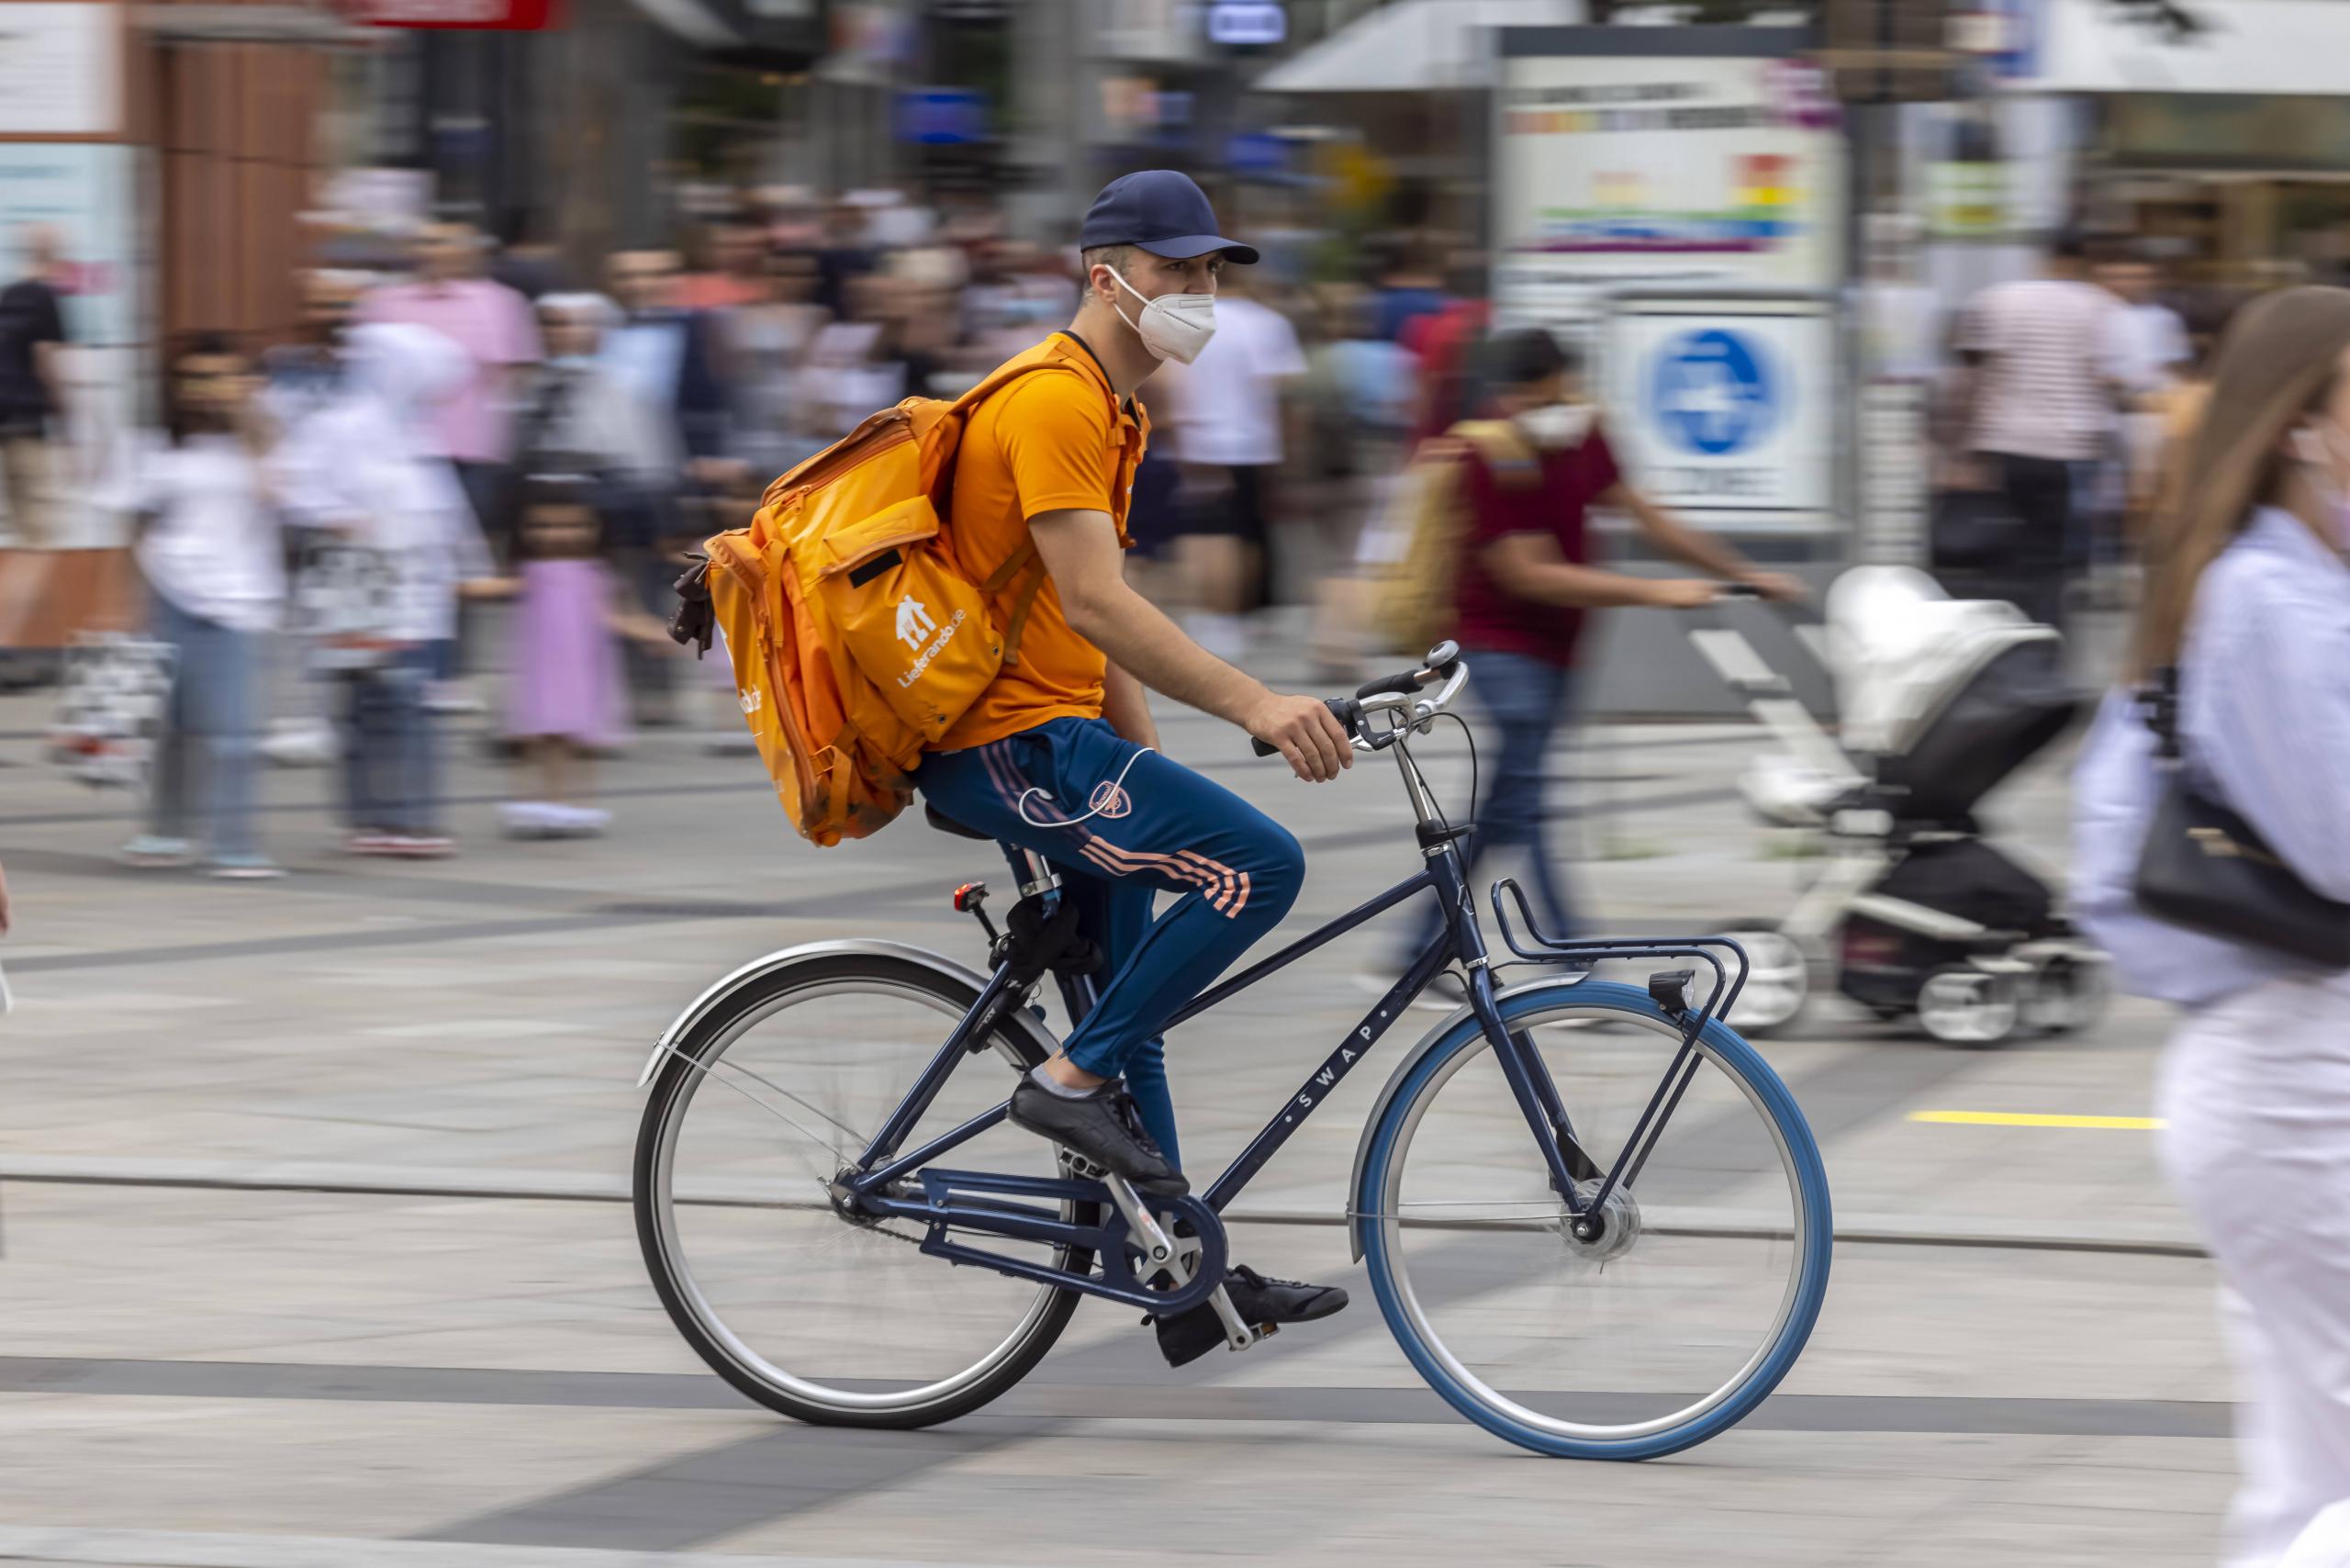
left=0, top=194, right=1516, bottom=878
left=1885, top=230, right=2240, bottom=633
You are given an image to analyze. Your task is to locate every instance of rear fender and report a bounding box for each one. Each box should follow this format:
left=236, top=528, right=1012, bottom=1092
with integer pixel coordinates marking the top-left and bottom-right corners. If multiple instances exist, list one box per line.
left=636, top=938, right=1055, bottom=1088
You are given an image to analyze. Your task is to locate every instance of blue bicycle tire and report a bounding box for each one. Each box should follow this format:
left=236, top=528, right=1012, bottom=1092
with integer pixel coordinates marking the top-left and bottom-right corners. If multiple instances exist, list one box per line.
left=1354, top=978, right=1832, bottom=1460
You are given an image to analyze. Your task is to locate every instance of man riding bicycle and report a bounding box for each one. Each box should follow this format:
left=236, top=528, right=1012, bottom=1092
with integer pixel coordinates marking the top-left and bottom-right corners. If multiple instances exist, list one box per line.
left=914, top=172, right=1354, bottom=1365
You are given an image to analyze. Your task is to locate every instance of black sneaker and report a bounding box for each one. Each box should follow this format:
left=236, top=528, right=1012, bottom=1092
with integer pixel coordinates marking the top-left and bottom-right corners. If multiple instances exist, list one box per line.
left=1007, top=1075, right=1188, bottom=1196
left=1152, top=1264, right=1349, bottom=1368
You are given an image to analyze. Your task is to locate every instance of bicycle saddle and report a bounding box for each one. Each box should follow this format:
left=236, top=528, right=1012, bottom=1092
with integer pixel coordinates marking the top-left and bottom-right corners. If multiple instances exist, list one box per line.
left=925, top=804, right=994, bottom=842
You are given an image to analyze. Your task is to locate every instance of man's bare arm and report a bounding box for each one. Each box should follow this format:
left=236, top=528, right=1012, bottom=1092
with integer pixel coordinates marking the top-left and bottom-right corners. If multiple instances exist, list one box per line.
left=1102, top=660, right=1159, bottom=752
left=1482, top=532, right=1717, bottom=610
left=1027, top=508, right=1348, bottom=781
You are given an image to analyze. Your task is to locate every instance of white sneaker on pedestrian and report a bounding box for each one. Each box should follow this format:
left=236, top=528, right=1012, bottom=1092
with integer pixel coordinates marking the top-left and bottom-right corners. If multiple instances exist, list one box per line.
left=557, top=805, right=612, bottom=837
left=500, top=801, right=558, bottom=839
left=423, top=681, right=485, bottom=716
left=388, top=834, right=455, bottom=858
left=121, top=834, right=196, bottom=868
left=208, top=855, right=286, bottom=880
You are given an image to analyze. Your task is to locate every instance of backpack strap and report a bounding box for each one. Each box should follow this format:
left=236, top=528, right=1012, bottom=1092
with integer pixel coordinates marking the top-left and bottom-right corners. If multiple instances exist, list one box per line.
left=953, top=338, right=1125, bottom=668
left=1449, top=419, right=1541, bottom=488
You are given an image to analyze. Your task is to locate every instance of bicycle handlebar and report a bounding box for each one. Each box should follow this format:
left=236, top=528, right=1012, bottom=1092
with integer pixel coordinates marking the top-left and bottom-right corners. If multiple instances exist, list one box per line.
left=1249, top=641, right=1468, bottom=758
left=1249, top=698, right=1363, bottom=757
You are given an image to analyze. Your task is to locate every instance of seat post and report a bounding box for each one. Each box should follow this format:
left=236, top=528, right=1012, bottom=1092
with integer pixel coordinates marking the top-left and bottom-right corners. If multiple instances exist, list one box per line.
left=1011, top=846, right=1060, bottom=901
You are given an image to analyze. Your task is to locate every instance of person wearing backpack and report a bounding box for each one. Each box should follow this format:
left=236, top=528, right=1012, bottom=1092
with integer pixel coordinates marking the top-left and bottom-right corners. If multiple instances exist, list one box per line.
left=683, top=172, right=1356, bottom=1365
left=913, top=172, right=1362, bottom=1362
left=1377, top=329, right=1798, bottom=998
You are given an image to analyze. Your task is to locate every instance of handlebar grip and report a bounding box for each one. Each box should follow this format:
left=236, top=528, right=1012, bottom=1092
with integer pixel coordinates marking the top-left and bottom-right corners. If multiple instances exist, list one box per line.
left=1717, top=582, right=1764, bottom=599
left=1251, top=697, right=1360, bottom=756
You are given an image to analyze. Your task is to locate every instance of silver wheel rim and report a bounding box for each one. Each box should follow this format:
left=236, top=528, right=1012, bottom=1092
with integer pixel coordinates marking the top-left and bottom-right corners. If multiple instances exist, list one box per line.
left=1718, top=928, right=1807, bottom=1030
left=1919, top=974, right=2015, bottom=1043
left=648, top=976, right=1065, bottom=1416
left=1377, top=1000, right=1808, bottom=1442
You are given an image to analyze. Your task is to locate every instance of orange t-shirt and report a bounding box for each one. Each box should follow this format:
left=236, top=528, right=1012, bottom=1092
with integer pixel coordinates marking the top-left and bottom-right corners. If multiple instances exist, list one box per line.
left=936, top=333, right=1148, bottom=750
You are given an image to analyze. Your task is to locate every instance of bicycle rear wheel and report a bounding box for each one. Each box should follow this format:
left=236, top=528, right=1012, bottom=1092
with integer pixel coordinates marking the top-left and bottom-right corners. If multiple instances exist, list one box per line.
left=634, top=949, right=1085, bottom=1428
left=1356, top=978, right=1830, bottom=1460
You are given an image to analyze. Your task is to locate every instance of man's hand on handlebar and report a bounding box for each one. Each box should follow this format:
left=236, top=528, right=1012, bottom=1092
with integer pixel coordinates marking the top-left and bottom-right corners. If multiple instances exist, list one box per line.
left=1245, top=691, right=1354, bottom=783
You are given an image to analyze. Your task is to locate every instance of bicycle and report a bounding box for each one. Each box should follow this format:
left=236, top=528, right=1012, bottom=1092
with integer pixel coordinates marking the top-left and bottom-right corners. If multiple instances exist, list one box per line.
left=633, top=640, right=1833, bottom=1461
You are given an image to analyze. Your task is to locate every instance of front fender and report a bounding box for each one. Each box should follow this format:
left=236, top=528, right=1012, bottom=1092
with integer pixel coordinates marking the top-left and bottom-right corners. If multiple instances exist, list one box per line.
left=635, top=938, right=1055, bottom=1089
left=1347, top=975, right=1678, bottom=1261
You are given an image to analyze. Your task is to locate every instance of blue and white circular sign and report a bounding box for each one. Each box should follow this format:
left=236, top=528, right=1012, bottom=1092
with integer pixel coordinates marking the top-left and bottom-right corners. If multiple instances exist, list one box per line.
left=1648, top=328, right=1776, bottom=456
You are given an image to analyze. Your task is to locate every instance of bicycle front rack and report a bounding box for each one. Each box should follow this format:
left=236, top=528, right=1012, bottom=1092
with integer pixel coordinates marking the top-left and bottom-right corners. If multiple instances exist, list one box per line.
left=1486, top=878, right=1763, bottom=1215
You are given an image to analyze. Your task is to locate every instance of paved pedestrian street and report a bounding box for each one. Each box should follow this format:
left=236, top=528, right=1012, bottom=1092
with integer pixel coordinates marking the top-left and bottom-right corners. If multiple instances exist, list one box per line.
left=0, top=666, right=2238, bottom=1567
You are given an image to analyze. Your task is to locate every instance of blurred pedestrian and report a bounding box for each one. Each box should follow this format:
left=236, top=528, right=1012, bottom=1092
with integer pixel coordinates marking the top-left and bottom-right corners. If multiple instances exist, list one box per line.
left=1402, top=258, right=1491, bottom=443
left=812, top=198, right=878, bottom=319
left=275, top=322, right=487, bottom=857
left=2148, top=292, right=2244, bottom=535
left=358, top=221, right=543, bottom=554
left=1956, top=231, right=2131, bottom=629
left=263, top=269, right=364, bottom=430
left=725, top=252, right=826, bottom=477
left=1299, top=285, right=1414, bottom=678
left=601, top=249, right=727, bottom=723
left=515, top=293, right=670, bottom=543
left=476, top=473, right=669, bottom=838
left=601, top=249, right=727, bottom=467
left=0, top=224, right=71, bottom=549
left=676, top=221, right=768, bottom=313
left=1152, top=264, right=1306, bottom=663
left=2101, top=249, right=2193, bottom=546
left=108, top=337, right=287, bottom=878
left=2073, top=285, right=2350, bottom=1568
left=359, top=222, right=542, bottom=710
left=1370, top=238, right=1449, bottom=345
left=1382, top=329, right=1799, bottom=994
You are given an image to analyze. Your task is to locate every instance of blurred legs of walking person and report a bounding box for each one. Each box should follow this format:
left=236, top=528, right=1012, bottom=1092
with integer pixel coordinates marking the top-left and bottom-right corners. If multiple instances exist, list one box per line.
left=2157, top=973, right=2350, bottom=1568
left=127, top=593, right=275, bottom=877
left=1173, top=464, right=1269, bottom=664
left=1993, top=452, right=2074, bottom=630
left=0, top=428, right=53, bottom=547
left=1385, top=649, right=1576, bottom=1002
left=342, top=647, right=446, bottom=857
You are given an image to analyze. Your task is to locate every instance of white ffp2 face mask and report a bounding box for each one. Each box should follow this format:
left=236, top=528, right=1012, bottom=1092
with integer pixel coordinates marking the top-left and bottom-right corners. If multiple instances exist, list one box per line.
left=1106, top=267, right=1217, bottom=364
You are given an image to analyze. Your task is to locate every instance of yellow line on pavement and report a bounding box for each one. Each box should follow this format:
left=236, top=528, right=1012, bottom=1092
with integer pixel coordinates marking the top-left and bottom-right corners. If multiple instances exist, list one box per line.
left=1908, top=1111, right=2165, bottom=1130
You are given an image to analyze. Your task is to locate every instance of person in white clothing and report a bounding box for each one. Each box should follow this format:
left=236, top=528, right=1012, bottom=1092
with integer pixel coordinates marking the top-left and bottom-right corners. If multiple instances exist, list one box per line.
left=2072, top=286, right=2350, bottom=1567
left=107, top=338, right=288, bottom=878
left=273, top=322, right=487, bottom=857
left=1148, top=266, right=1306, bottom=661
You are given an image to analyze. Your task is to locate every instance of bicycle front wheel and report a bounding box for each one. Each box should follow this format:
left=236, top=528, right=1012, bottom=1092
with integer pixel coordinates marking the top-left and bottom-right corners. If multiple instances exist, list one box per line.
left=1356, top=979, right=1831, bottom=1460
left=634, top=949, right=1084, bottom=1428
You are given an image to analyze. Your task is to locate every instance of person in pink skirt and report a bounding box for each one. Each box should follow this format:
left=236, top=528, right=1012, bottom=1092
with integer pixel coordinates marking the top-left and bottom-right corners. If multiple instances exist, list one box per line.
left=481, top=474, right=672, bottom=837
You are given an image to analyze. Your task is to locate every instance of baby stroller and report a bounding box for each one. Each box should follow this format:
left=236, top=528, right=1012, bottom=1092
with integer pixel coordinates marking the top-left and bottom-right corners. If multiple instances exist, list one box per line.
left=1688, top=567, right=2109, bottom=1046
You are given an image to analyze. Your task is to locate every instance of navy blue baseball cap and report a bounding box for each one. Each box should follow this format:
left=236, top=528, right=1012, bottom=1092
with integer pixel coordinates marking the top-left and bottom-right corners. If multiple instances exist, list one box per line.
left=1080, top=171, right=1259, bottom=265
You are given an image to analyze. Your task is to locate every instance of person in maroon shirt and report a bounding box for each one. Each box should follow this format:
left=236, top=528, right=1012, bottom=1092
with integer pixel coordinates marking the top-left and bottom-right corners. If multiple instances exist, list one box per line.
left=1392, top=329, right=1799, bottom=993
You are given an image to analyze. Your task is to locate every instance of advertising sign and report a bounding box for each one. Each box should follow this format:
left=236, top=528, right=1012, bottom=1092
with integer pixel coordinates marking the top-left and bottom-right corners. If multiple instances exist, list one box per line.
left=1606, top=302, right=1836, bottom=532
left=0, top=2, right=121, bottom=138
left=1495, top=30, right=1844, bottom=318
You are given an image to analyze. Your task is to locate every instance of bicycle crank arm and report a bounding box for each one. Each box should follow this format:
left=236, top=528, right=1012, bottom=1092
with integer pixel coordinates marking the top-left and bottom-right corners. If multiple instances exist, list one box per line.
left=867, top=1169, right=1230, bottom=1316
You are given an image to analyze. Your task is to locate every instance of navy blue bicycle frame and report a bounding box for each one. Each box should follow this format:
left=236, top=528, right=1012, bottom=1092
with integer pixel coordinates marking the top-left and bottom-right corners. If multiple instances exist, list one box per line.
left=841, top=827, right=1595, bottom=1220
